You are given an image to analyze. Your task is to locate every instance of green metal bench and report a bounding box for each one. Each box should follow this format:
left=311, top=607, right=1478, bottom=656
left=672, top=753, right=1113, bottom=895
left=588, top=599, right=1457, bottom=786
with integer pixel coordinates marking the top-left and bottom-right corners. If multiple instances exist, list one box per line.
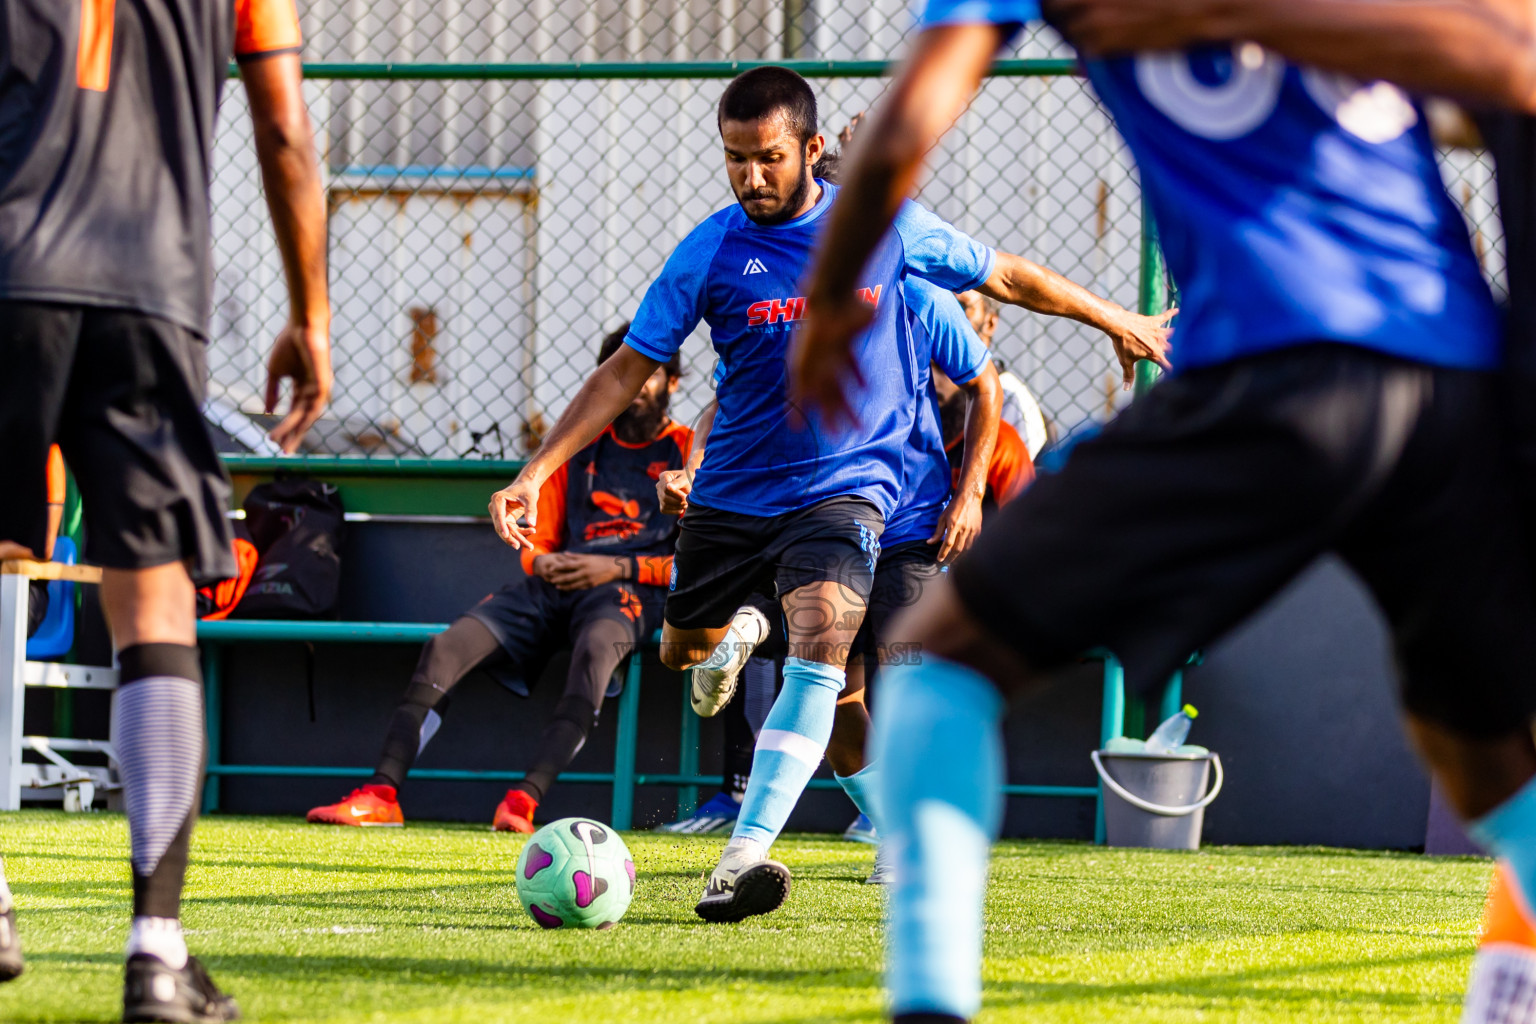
left=197, top=619, right=650, bottom=828
left=197, top=618, right=1190, bottom=839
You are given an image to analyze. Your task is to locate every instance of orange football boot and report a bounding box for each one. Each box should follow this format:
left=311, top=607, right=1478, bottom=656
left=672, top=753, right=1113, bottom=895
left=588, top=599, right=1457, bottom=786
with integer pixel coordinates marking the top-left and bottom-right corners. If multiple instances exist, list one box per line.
left=306, top=784, right=404, bottom=827
left=493, top=789, right=537, bottom=833
left=1462, top=862, right=1536, bottom=1023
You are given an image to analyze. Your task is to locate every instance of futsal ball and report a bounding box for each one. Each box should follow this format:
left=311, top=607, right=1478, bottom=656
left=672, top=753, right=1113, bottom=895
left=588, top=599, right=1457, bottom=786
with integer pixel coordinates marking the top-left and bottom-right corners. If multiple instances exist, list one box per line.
left=514, top=817, right=635, bottom=929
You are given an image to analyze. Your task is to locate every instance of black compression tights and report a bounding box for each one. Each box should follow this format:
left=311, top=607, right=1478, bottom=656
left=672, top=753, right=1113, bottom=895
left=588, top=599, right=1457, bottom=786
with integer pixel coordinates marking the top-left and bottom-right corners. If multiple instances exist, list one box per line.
left=370, top=613, right=636, bottom=802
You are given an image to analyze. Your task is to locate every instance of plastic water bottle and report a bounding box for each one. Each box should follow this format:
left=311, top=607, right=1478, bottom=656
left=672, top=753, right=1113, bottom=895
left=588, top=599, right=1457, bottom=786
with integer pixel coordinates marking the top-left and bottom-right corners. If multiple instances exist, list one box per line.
left=1144, top=704, right=1198, bottom=754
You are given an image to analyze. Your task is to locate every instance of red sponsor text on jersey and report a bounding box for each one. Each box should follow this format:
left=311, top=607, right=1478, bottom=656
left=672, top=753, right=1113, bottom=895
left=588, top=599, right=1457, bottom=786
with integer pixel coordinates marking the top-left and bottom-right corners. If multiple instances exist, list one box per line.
left=747, top=286, right=881, bottom=327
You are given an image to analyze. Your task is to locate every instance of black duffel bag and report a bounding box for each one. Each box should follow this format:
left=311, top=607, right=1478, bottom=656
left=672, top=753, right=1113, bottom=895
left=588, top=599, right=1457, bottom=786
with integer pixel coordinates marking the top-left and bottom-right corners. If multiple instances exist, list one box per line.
left=233, top=477, right=345, bottom=619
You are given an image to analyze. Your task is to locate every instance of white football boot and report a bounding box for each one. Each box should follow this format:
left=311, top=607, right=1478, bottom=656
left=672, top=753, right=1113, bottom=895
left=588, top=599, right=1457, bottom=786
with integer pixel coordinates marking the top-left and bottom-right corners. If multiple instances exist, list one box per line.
left=694, top=839, right=791, bottom=923
left=865, top=843, right=894, bottom=885
left=690, top=605, right=770, bottom=718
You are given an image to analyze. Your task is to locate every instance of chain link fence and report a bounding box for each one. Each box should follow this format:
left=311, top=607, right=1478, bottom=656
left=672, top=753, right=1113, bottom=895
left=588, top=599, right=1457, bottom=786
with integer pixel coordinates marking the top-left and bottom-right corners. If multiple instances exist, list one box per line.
left=206, top=3, right=1504, bottom=460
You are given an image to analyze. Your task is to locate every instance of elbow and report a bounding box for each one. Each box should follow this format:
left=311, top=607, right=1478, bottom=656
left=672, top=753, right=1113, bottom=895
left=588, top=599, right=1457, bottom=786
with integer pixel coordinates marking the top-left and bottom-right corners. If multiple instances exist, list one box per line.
left=963, top=363, right=1003, bottom=406
left=255, top=109, right=317, bottom=160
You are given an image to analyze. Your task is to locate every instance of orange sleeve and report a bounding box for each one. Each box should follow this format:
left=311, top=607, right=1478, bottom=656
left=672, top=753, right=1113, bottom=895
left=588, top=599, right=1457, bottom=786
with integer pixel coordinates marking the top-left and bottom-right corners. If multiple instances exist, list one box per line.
left=234, top=0, right=302, bottom=61
left=988, top=422, right=1034, bottom=507
left=518, top=463, right=569, bottom=576
left=667, top=422, right=695, bottom=464
left=45, top=446, right=66, bottom=505
left=636, top=555, right=673, bottom=588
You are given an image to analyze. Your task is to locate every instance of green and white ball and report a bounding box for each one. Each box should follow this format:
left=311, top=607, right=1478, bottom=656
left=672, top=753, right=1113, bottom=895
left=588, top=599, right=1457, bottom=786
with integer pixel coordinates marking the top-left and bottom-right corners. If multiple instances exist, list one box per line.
left=514, top=817, right=635, bottom=929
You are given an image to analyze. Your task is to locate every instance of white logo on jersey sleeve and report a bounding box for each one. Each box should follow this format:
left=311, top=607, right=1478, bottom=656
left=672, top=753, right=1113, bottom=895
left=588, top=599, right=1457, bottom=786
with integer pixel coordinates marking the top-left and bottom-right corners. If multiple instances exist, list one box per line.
left=1300, top=71, right=1417, bottom=143
left=743, top=258, right=768, bottom=275
left=1135, top=43, right=1284, bottom=140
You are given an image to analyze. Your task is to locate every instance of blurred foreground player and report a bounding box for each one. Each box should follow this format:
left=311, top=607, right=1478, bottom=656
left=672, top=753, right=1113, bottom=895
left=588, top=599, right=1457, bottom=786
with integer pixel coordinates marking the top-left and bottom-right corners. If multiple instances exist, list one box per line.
left=0, top=0, right=331, bottom=1016
left=796, top=3, right=1536, bottom=1021
left=1048, top=1, right=1536, bottom=1017
left=308, top=326, right=688, bottom=832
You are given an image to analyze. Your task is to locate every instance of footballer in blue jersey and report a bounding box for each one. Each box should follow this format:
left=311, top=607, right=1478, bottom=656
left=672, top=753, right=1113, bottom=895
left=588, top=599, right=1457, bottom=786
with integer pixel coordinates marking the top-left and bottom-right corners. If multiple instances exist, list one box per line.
left=490, top=65, right=1173, bottom=926
left=677, top=273, right=1008, bottom=885
left=796, top=4, right=1536, bottom=1023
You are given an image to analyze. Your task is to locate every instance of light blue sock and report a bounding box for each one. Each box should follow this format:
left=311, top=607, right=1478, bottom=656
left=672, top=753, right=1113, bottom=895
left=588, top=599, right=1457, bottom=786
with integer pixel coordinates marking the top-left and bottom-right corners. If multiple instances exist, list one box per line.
left=731, top=657, right=844, bottom=848
left=1468, top=774, right=1536, bottom=908
left=835, top=763, right=884, bottom=836
left=873, top=657, right=1005, bottom=1021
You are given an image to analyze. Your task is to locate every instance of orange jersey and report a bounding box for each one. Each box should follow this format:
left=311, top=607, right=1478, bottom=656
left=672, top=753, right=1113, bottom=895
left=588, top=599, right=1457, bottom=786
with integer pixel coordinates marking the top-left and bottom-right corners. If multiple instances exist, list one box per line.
left=520, top=421, right=693, bottom=586
left=947, top=419, right=1034, bottom=509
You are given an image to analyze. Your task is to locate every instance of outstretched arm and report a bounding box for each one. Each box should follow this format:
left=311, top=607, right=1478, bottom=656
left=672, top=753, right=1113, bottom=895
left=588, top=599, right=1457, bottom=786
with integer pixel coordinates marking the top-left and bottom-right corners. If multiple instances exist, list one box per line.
left=795, top=24, right=1008, bottom=422
left=1049, top=0, right=1536, bottom=113
left=981, top=252, right=1174, bottom=387
left=490, top=345, right=663, bottom=549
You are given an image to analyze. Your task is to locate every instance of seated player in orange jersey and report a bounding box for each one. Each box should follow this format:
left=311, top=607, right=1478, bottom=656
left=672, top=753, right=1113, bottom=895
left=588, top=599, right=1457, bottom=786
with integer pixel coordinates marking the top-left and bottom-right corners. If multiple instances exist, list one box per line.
left=307, top=324, right=690, bottom=831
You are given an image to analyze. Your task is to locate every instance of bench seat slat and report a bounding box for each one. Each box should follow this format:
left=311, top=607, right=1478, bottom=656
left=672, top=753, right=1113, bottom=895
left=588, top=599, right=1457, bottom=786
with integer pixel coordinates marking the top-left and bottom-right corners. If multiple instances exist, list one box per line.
left=197, top=621, right=448, bottom=643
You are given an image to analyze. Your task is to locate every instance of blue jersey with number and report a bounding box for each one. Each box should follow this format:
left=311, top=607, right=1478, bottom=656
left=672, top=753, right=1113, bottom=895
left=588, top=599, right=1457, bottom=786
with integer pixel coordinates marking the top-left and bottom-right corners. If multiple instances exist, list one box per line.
left=625, top=180, right=996, bottom=518
left=919, top=1, right=1501, bottom=372
left=883, top=279, right=992, bottom=548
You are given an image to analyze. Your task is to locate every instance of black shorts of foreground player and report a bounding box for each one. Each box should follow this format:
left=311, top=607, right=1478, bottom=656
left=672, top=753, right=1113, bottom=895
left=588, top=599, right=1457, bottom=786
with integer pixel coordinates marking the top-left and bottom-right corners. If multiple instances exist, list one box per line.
left=0, top=0, right=331, bottom=1017
left=796, top=6, right=1536, bottom=1023
left=308, top=325, right=688, bottom=832
left=490, top=65, right=1172, bottom=926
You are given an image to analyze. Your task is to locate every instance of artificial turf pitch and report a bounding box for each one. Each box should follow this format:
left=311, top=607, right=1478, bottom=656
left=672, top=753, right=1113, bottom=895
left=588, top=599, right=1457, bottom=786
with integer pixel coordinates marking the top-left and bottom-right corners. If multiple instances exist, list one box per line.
left=0, top=811, right=1493, bottom=1023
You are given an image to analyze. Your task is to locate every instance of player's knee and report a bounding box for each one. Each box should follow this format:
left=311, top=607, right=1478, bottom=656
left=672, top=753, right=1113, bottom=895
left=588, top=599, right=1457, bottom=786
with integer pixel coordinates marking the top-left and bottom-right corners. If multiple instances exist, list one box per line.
left=659, top=640, right=707, bottom=671
left=884, top=578, right=964, bottom=654
left=886, top=576, right=1035, bottom=694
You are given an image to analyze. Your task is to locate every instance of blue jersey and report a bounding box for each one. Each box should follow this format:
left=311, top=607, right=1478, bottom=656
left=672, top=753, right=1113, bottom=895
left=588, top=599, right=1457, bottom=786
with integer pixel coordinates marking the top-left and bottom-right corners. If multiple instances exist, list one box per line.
left=625, top=181, right=995, bottom=517
left=883, top=279, right=992, bottom=548
left=919, top=1, right=1501, bottom=372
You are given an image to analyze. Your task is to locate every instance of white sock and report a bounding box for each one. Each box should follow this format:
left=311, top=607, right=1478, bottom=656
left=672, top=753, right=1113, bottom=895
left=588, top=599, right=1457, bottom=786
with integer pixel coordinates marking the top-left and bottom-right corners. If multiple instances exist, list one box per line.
left=724, top=836, right=766, bottom=861
left=0, top=858, right=11, bottom=912
left=127, top=916, right=188, bottom=970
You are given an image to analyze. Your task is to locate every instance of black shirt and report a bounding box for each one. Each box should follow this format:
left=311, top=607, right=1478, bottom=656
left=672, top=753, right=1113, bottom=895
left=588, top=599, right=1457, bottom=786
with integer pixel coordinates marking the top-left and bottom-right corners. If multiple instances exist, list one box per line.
left=0, top=0, right=300, bottom=334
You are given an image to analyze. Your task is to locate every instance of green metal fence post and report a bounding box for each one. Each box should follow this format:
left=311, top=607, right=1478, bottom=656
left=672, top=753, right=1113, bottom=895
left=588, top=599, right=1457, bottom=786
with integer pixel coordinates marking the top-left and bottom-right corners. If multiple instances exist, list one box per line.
left=1159, top=670, right=1185, bottom=725
left=201, top=644, right=222, bottom=814
left=1096, top=654, right=1126, bottom=844
left=1135, top=195, right=1167, bottom=398
left=677, top=685, right=700, bottom=820
left=610, top=652, right=643, bottom=830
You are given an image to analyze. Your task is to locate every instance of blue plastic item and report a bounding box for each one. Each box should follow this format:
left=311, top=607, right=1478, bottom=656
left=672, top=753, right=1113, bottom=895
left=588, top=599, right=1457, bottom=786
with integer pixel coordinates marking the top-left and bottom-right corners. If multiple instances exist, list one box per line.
left=26, top=536, right=78, bottom=659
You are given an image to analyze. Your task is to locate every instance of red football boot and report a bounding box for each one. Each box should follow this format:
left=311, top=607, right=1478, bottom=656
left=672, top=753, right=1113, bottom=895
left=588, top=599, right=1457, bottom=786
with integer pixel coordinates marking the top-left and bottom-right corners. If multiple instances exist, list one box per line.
left=493, top=789, right=537, bottom=833
left=306, top=784, right=404, bottom=827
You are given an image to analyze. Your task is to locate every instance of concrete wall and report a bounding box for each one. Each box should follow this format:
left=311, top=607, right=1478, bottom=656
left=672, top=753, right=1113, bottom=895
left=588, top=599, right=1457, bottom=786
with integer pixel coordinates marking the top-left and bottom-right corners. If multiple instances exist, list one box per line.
left=207, top=523, right=1433, bottom=849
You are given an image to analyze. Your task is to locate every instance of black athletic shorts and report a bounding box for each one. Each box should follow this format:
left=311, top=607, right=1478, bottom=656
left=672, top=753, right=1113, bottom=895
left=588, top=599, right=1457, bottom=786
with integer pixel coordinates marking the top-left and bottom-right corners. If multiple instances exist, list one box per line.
left=665, top=495, right=884, bottom=631
left=950, top=344, right=1536, bottom=737
left=466, top=575, right=664, bottom=696
left=847, top=540, right=943, bottom=682
left=0, top=302, right=235, bottom=584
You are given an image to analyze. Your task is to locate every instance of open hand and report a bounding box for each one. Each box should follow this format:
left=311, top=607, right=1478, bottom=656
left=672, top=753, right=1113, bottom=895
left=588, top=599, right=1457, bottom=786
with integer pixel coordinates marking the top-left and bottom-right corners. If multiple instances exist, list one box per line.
left=929, top=491, right=984, bottom=565
left=1108, top=307, right=1177, bottom=389
left=489, top=476, right=542, bottom=549
left=264, top=322, right=332, bottom=453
